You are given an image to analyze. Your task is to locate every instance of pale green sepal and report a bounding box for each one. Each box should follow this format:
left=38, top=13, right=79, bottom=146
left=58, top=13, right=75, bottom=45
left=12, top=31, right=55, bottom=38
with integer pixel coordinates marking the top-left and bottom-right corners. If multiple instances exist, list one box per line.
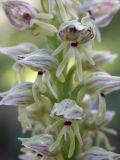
left=72, top=47, right=83, bottom=82
left=55, top=0, right=68, bottom=21
left=73, top=121, right=83, bottom=145
left=52, top=42, right=67, bottom=56
left=31, top=19, right=57, bottom=33
left=50, top=127, right=65, bottom=152
left=36, top=13, right=53, bottom=19
left=56, top=47, right=71, bottom=78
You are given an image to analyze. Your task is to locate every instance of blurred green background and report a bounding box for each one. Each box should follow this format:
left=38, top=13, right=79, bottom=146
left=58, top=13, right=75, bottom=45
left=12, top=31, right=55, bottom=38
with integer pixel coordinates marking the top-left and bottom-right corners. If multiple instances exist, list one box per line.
left=0, top=1, right=120, bottom=160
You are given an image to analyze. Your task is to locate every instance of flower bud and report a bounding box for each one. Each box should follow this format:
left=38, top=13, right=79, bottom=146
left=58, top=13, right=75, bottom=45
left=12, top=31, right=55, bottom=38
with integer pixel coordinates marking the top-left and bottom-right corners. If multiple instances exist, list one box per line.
left=2, top=0, right=38, bottom=30
left=17, top=49, right=58, bottom=72
left=19, top=134, right=55, bottom=157
left=51, top=99, right=84, bottom=120
left=85, top=72, right=120, bottom=95
left=0, top=82, right=34, bottom=107
left=0, top=43, right=38, bottom=61
left=81, top=147, right=120, bottom=160
left=58, top=20, right=95, bottom=43
left=83, top=0, right=120, bottom=27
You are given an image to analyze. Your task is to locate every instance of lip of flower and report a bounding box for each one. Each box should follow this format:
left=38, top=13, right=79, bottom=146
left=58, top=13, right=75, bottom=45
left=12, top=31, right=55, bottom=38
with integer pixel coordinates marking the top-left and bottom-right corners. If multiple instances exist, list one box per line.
left=2, top=0, right=38, bottom=30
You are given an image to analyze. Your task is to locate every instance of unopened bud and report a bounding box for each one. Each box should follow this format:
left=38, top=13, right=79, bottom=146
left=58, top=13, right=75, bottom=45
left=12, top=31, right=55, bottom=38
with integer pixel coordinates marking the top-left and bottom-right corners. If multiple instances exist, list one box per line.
left=85, top=72, right=120, bottom=95
left=17, top=49, right=58, bottom=72
left=0, top=43, right=38, bottom=61
left=2, top=0, right=38, bottom=30
left=83, top=0, right=120, bottom=27
left=19, top=134, right=55, bottom=157
left=81, top=147, right=120, bottom=160
left=0, top=82, right=34, bottom=107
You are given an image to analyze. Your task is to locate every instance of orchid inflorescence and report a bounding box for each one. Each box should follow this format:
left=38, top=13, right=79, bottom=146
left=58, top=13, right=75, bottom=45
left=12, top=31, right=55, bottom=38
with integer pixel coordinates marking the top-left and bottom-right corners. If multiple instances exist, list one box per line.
left=0, top=0, right=120, bottom=159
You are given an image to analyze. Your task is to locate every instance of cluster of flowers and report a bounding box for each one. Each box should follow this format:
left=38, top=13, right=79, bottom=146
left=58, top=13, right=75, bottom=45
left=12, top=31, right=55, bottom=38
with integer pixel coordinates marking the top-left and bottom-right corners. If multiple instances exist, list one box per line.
left=0, top=0, right=120, bottom=159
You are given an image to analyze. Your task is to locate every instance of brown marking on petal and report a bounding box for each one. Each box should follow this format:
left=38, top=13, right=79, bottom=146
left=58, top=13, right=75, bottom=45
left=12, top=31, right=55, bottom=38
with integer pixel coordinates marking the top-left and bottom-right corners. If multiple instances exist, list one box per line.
left=17, top=55, right=24, bottom=60
left=88, top=10, right=92, bottom=16
left=22, top=13, right=32, bottom=21
left=88, top=10, right=95, bottom=20
left=38, top=71, right=45, bottom=75
left=37, top=154, right=43, bottom=157
left=64, top=121, right=72, bottom=126
left=71, top=42, right=78, bottom=47
left=68, top=27, right=77, bottom=34
left=100, top=92, right=105, bottom=97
